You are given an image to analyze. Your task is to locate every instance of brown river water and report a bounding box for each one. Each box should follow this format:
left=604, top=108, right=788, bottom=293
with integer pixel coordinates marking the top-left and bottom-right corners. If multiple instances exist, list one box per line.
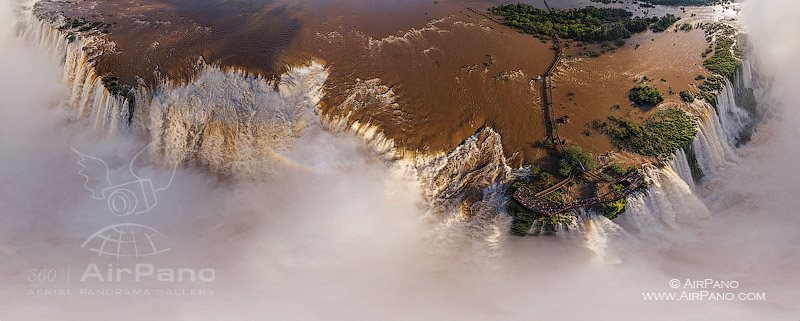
left=37, top=0, right=709, bottom=167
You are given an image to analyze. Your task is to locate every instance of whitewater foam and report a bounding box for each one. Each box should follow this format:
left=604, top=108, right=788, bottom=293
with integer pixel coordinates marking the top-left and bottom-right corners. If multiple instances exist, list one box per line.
left=146, top=63, right=327, bottom=178
left=620, top=164, right=710, bottom=235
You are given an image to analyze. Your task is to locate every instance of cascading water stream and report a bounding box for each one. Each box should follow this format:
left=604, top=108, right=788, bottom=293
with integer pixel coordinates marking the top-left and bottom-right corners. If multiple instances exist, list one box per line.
left=668, top=147, right=696, bottom=191
left=620, top=164, right=710, bottom=236
left=18, top=15, right=129, bottom=135
left=692, top=101, right=740, bottom=177
left=715, top=79, right=751, bottom=147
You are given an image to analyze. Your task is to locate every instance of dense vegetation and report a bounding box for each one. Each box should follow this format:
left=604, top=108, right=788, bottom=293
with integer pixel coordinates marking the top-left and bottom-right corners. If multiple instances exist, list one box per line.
left=703, top=35, right=741, bottom=79
left=101, top=76, right=136, bottom=104
left=604, top=163, right=627, bottom=178
left=695, top=74, right=725, bottom=103
left=506, top=162, right=651, bottom=234
left=628, top=85, right=664, bottom=106
left=689, top=23, right=743, bottom=104
left=699, top=23, right=742, bottom=80
left=590, top=198, right=627, bottom=220
left=558, top=145, right=596, bottom=176
left=488, top=5, right=670, bottom=44
left=650, top=14, right=680, bottom=33
left=594, top=107, right=697, bottom=157
left=58, top=17, right=112, bottom=34
left=590, top=167, right=650, bottom=220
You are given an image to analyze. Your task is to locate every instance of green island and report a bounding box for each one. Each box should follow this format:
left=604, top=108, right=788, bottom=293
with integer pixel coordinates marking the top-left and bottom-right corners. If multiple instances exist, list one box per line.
left=57, top=17, right=113, bottom=35
left=628, top=85, right=664, bottom=106
left=594, top=107, right=697, bottom=158
left=693, top=23, right=744, bottom=104
left=702, top=24, right=742, bottom=79
left=488, top=4, right=679, bottom=49
left=680, top=90, right=695, bottom=102
left=650, top=14, right=680, bottom=32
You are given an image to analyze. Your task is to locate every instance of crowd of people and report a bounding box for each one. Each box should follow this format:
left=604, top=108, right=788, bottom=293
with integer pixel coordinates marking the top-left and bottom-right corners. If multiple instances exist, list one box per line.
left=513, top=171, right=646, bottom=216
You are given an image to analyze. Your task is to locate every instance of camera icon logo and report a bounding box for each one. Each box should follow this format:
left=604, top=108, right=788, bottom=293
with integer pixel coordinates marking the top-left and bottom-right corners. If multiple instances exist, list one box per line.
left=101, top=179, right=158, bottom=216
left=72, top=142, right=177, bottom=258
left=72, top=143, right=175, bottom=216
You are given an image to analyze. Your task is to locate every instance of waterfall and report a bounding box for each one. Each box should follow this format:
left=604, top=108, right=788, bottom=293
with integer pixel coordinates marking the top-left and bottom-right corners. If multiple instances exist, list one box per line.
left=692, top=101, right=739, bottom=177
left=16, top=3, right=758, bottom=255
left=18, top=14, right=130, bottom=135
left=737, top=55, right=755, bottom=90
left=409, top=128, right=515, bottom=258
left=18, top=8, right=333, bottom=177
left=145, top=64, right=327, bottom=178
left=619, top=164, right=710, bottom=235
left=689, top=60, right=759, bottom=179
left=715, top=79, right=751, bottom=147
left=668, top=147, right=696, bottom=190
left=559, top=212, right=623, bottom=265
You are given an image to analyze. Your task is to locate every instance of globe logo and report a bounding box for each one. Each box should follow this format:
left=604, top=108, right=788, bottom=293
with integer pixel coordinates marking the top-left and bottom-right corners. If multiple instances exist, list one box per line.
left=81, top=223, right=170, bottom=258
left=73, top=143, right=177, bottom=258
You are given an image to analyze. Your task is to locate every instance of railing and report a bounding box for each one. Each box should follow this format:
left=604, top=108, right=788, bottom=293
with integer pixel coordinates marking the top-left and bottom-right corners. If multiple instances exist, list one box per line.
left=514, top=171, right=646, bottom=216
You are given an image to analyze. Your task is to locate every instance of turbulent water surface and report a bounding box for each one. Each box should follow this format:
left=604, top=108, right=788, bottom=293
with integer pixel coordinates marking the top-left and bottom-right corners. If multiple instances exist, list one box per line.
left=0, top=0, right=799, bottom=320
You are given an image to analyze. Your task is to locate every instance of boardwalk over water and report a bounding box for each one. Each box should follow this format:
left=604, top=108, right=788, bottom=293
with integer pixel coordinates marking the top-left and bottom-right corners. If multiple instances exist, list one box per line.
left=542, top=0, right=565, bottom=155
left=469, top=5, right=565, bottom=155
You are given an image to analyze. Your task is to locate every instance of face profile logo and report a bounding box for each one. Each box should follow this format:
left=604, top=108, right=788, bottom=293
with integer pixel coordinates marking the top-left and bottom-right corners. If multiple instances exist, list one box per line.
left=73, top=142, right=177, bottom=258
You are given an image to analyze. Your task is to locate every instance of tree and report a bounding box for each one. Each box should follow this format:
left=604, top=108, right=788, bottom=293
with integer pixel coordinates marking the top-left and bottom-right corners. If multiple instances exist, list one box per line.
left=558, top=160, right=573, bottom=177
left=651, top=14, right=680, bottom=32
left=562, top=145, right=596, bottom=174
left=606, top=163, right=626, bottom=177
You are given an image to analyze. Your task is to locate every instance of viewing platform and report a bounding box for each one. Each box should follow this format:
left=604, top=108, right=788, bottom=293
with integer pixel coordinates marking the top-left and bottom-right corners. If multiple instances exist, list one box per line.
left=512, top=170, right=645, bottom=216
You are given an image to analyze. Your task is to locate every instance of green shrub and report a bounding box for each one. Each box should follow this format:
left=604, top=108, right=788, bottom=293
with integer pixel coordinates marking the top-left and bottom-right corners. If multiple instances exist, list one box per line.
left=505, top=166, right=561, bottom=236
left=629, top=85, right=664, bottom=106
left=605, top=163, right=626, bottom=178
left=558, top=160, right=573, bottom=177
left=679, top=90, right=695, bottom=102
left=590, top=197, right=628, bottom=220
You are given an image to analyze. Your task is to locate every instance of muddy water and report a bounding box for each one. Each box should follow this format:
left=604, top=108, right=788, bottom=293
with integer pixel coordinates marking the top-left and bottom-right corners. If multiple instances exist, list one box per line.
left=549, top=6, right=730, bottom=158
left=92, top=0, right=302, bottom=84
left=35, top=0, right=710, bottom=167
left=309, top=10, right=554, bottom=165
